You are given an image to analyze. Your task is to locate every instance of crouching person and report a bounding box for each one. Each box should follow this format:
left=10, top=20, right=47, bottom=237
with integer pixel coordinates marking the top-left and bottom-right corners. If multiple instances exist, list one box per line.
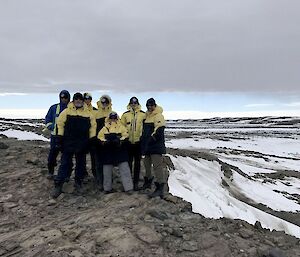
left=141, top=98, right=167, bottom=199
left=98, top=112, right=133, bottom=194
left=51, top=92, right=96, bottom=198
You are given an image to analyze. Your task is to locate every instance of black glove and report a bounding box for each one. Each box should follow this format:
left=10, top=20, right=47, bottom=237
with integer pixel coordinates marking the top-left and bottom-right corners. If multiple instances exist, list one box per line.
left=121, top=138, right=129, bottom=146
left=54, top=135, right=63, bottom=150
left=112, top=137, right=121, bottom=146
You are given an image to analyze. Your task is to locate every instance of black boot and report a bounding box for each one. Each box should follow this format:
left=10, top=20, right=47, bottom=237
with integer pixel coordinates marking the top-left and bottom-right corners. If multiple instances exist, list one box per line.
left=133, top=182, right=139, bottom=191
left=47, top=166, right=55, bottom=180
left=96, top=179, right=103, bottom=192
left=73, top=181, right=83, bottom=195
left=141, top=176, right=153, bottom=190
left=149, top=182, right=165, bottom=199
left=51, top=182, right=63, bottom=199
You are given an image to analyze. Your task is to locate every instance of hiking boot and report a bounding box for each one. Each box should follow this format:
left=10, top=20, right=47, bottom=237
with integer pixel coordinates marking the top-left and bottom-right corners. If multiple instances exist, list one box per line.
left=133, top=182, right=140, bottom=191
left=51, top=182, right=63, bottom=199
left=73, top=182, right=83, bottom=195
left=149, top=182, right=165, bottom=199
left=104, top=189, right=115, bottom=194
left=125, top=190, right=134, bottom=195
left=141, top=176, right=153, bottom=190
left=95, top=179, right=103, bottom=192
left=47, top=172, right=54, bottom=180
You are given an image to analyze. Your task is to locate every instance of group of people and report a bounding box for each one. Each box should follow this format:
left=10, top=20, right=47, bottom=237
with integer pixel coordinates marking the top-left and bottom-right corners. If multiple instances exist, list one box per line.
left=45, top=90, right=167, bottom=199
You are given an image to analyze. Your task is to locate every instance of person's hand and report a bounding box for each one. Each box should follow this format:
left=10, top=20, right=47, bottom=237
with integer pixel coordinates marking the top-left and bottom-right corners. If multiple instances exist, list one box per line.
left=112, top=137, right=121, bottom=146
left=54, top=135, right=63, bottom=150
left=121, top=138, right=129, bottom=146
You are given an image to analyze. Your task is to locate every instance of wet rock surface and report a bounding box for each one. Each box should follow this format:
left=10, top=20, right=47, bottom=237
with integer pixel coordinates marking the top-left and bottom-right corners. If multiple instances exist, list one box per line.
left=0, top=138, right=300, bottom=256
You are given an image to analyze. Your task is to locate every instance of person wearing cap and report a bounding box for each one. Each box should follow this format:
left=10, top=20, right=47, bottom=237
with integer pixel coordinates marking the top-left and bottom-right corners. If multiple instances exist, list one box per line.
left=83, top=92, right=98, bottom=179
left=83, top=92, right=98, bottom=113
left=51, top=92, right=96, bottom=198
left=93, top=95, right=113, bottom=191
left=121, top=97, right=146, bottom=191
left=44, top=90, right=70, bottom=179
left=97, top=111, right=133, bottom=193
left=141, top=98, right=167, bottom=199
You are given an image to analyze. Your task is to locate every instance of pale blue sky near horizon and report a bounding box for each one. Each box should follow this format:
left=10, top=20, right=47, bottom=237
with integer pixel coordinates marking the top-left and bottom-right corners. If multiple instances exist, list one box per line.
left=0, top=91, right=299, bottom=119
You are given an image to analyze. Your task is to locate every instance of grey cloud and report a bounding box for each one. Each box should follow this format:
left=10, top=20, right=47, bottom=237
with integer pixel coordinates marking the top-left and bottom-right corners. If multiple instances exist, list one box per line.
left=0, top=0, right=299, bottom=93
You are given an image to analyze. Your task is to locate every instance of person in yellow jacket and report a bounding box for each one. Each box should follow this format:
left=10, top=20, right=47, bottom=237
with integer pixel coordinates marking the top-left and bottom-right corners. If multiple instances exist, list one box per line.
left=93, top=95, right=113, bottom=191
left=121, top=96, right=146, bottom=190
left=83, top=92, right=98, bottom=179
left=140, top=98, right=167, bottom=199
left=51, top=92, right=96, bottom=198
left=98, top=111, right=133, bottom=193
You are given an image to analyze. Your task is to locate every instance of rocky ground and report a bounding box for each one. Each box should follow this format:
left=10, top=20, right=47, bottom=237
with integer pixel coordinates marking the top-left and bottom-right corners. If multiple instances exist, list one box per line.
left=0, top=137, right=300, bottom=257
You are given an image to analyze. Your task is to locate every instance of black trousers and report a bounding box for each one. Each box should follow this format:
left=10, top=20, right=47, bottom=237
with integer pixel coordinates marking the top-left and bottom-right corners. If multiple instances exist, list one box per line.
left=55, top=151, right=86, bottom=185
left=95, top=152, right=103, bottom=187
left=47, top=135, right=60, bottom=174
left=128, top=142, right=142, bottom=184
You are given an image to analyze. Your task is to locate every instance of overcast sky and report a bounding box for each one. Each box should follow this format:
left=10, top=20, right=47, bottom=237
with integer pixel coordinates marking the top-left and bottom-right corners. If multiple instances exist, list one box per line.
left=0, top=0, right=300, bottom=94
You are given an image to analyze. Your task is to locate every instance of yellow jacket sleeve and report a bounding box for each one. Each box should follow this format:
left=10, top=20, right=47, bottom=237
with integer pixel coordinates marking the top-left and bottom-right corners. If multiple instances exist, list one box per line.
left=56, top=109, right=68, bottom=136
left=120, top=113, right=127, bottom=126
left=120, top=124, right=129, bottom=140
left=97, top=126, right=108, bottom=141
left=153, top=113, right=166, bottom=134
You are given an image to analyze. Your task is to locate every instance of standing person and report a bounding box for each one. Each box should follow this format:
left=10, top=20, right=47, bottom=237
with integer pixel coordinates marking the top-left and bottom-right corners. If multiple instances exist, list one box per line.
left=121, top=97, right=145, bottom=191
left=98, top=111, right=133, bottom=193
left=141, top=98, right=167, bottom=199
left=51, top=93, right=96, bottom=198
left=93, top=95, right=112, bottom=191
left=44, top=90, right=70, bottom=179
left=83, top=92, right=98, bottom=178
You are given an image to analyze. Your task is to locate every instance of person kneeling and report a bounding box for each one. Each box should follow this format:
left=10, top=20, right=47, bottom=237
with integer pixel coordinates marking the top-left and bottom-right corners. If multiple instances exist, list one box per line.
left=98, top=112, right=133, bottom=193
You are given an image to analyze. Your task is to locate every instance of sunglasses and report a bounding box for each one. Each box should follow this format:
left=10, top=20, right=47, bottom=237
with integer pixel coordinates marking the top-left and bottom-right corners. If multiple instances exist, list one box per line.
left=60, top=96, right=69, bottom=99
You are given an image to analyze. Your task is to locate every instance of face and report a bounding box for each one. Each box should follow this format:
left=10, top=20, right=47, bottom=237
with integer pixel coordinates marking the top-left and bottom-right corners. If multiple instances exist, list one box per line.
left=60, top=96, right=69, bottom=104
left=146, top=105, right=155, bottom=112
left=130, top=102, right=138, bottom=109
left=74, top=98, right=84, bottom=108
left=84, top=98, right=92, bottom=105
left=101, top=98, right=108, bottom=108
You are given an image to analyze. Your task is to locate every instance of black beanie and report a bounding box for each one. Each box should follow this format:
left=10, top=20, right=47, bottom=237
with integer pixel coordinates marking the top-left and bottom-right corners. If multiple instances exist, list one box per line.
left=146, top=98, right=156, bottom=106
left=73, top=92, right=84, bottom=101
left=129, top=96, right=139, bottom=105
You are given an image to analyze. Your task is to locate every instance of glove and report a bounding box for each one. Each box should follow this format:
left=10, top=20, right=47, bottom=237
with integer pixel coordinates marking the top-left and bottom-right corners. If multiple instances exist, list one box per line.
left=54, top=135, right=63, bottom=150
left=112, top=137, right=121, bottom=146
left=121, top=138, right=129, bottom=146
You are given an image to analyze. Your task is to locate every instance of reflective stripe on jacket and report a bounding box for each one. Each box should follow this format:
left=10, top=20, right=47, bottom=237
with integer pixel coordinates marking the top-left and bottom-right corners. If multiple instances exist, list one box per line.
left=45, top=103, right=66, bottom=135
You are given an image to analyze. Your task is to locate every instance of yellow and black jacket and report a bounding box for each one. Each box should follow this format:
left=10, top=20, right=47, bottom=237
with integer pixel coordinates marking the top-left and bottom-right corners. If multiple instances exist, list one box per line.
left=86, top=103, right=98, bottom=114
left=121, top=104, right=146, bottom=144
left=57, top=102, right=96, bottom=153
left=141, top=106, right=166, bottom=155
left=97, top=116, right=129, bottom=165
left=94, top=95, right=112, bottom=134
